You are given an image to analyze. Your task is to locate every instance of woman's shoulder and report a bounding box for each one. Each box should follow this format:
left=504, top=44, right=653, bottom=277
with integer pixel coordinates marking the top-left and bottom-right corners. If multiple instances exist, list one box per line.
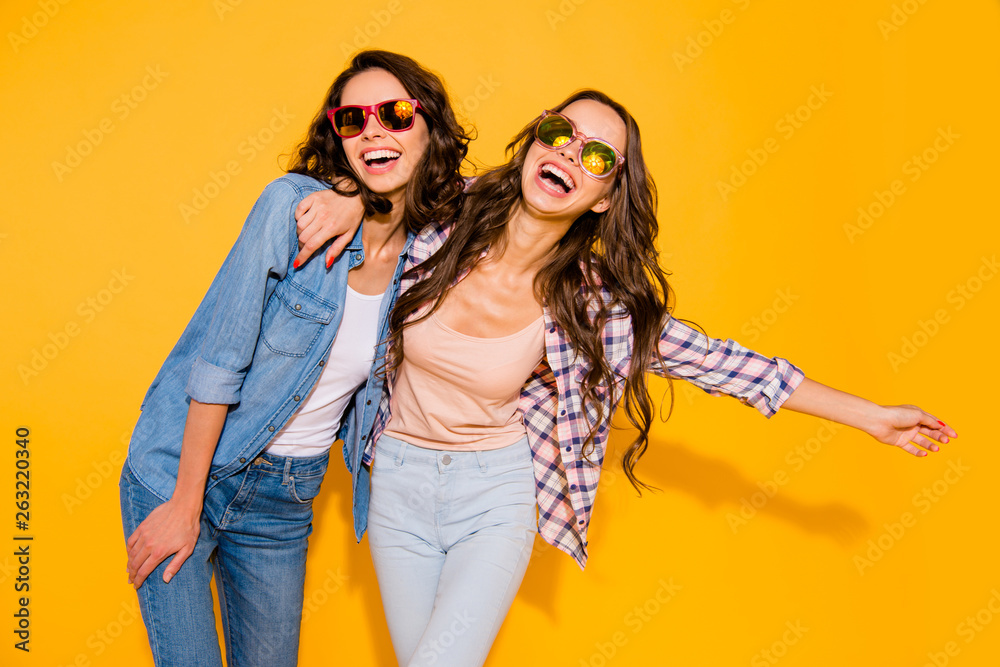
left=265, top=173, right=330, bottom=199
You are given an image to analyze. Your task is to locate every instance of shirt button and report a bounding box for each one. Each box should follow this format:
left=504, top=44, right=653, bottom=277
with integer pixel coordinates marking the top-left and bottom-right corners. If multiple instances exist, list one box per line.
left=354, top=253, right=363, bottom=262
left=318, top=360, right=325, bottom=367
left=268, top=426, right=275, bottom=432
left=294, top=395, right=301, bottom=401
left=211, top=474, right=218, bottom=480
left=361, top=435, right=366, bottom=441
left=442, top=455, right=452, bottom=465
left=570, top=484, right=578, bottom=490
left=366, top=400, right=372, bottom=405
left=579, top=520, right=585, bottom=525
left=294, top=304, right=302, bottom=311
left=560, top=410, right=566, bottom=416
left=565, top=446, right=571, bottom=452
left=549, top=327, right=556, bottom=334
left=239, top=457, right=246, bottom=463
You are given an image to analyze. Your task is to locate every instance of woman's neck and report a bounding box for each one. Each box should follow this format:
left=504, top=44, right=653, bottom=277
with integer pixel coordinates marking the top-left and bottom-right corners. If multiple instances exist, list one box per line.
left=493, top=204, right=574, bottom=276
left=362, top=206, right=407, bottom=259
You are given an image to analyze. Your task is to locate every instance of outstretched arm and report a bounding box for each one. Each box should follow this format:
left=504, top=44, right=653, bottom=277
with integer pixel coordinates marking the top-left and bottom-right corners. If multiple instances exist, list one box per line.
left=781, top=377, right=957, bottom=457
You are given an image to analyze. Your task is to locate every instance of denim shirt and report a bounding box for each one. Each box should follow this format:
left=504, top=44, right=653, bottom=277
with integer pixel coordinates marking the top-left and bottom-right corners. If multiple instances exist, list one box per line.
left=126, top=173, right=411, bottom=540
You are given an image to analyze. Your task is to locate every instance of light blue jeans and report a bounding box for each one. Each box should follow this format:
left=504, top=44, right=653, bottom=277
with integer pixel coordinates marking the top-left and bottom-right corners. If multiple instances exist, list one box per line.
left=368, top=435, right=537, bottom=667
left=119, top=450, right=329, bottom=666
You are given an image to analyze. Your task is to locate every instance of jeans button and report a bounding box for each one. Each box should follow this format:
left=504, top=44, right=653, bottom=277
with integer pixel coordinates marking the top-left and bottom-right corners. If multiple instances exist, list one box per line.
left=254, top=457, right=266, bottom=466
left=441, top=454, right=452, bottom=465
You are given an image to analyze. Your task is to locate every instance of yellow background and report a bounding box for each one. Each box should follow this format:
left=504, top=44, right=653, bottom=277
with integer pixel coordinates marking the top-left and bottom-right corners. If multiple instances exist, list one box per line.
left=3, top=0, right=998, bottom=665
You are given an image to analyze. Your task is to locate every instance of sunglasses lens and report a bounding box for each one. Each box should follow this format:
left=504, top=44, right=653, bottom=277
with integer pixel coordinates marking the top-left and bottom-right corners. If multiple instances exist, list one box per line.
left=581, top=141, right=617, bottom=176
left=333, top=107, right=365, bottom=137
left=537, top=115, right=574, bottom=148
left=377, top=100, right=417, bottom=131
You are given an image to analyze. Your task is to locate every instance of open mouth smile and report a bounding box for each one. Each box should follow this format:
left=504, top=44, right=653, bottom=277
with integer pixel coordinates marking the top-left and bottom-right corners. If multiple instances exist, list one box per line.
left=362, top=148, right=402, bottom=173
left=536, top=162, right=576, bottom=197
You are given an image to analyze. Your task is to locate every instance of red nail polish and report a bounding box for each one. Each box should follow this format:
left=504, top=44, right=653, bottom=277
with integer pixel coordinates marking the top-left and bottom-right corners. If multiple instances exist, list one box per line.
left=937, top=420, right=945, bottom=426
left=293, top=259, right=300, bottom=269
left=326, top=257, right=334, bottom=269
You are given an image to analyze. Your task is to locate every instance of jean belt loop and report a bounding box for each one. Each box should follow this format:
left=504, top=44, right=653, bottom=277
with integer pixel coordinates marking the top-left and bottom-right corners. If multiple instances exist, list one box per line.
left=394, top=438, right=406, bottom=468
left=475, top=449, right=488, bottom=473
left=282, top=456, right=293, bottom=485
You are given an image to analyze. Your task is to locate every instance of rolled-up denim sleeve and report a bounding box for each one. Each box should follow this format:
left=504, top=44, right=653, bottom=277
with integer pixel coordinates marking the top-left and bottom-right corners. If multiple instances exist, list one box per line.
left=185, top=179, right=298, bottom=405
left=649, top=316, right=805, bottom=417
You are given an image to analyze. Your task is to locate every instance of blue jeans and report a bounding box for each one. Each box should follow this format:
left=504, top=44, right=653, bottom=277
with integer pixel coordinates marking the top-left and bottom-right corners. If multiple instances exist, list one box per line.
left=368, top=435, right=537, bottom=667
left=119, top=450, right=329, bottom=667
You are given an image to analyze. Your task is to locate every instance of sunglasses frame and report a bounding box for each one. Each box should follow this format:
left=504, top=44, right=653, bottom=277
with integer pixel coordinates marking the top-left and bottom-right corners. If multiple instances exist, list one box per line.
left=533, top=110, right=625, bottom=180
left=327, top=98, right=423, bottom=138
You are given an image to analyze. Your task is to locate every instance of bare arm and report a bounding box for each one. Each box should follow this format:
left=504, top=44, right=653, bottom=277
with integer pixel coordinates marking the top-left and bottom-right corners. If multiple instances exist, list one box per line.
left=125, top=399, right=228, bottom=588
left=781, top=377, right=957, bottom=456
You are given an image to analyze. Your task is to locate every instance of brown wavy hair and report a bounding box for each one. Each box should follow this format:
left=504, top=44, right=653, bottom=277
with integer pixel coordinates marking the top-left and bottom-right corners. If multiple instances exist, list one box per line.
left=386, top=90, right=676, bottom=491
left=286, top=50, right=470, bottom=233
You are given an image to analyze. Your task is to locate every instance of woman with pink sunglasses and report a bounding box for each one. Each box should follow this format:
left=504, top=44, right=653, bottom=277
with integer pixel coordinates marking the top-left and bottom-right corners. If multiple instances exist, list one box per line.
left=298, top=89, right=955, bottom=667
left=119, top=50, right=470, bottom=666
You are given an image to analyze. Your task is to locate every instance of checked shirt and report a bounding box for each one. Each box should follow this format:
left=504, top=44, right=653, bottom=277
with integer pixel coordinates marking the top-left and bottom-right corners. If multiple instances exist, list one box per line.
left=363, top=220, right=805, bottom=569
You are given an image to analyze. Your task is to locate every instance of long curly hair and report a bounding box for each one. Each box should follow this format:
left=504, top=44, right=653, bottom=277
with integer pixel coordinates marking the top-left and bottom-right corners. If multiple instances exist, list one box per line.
left=386, top=89, right=676, bottom=491
left=286, top=50, right=470, bottom=233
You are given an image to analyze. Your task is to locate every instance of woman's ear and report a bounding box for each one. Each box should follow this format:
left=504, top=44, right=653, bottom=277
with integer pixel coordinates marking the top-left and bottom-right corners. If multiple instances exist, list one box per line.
left=590, top=196, right=611, bottom=214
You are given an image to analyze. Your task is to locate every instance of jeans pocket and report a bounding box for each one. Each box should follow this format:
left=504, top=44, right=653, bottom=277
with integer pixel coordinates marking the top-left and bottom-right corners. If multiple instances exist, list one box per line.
left=289, top=472, right=326, bottom=504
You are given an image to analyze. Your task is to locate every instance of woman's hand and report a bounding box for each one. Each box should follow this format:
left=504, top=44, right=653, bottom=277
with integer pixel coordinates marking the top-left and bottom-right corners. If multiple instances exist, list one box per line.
left=866, top=405, right=958, bottom=457
left=126, top=498, right=202, bottom=589
left=293, top=188, right=366, bottom=269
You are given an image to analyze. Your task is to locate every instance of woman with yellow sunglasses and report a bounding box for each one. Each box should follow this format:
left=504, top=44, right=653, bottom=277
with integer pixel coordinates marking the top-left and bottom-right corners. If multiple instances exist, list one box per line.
left=298, top=89, right=955, bottom=667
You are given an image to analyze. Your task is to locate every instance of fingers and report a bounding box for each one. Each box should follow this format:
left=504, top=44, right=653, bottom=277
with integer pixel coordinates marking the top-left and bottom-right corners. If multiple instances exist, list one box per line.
left=295, top=192, right=318, bottom=222
left=909, top=433, right=940, bottom=453
left=897, top=442, right=929, bottom=457
left=326, top=233, right=353, bottom=269
left=293, top=225, right=328, bottom=268
left=162, top=548, right=193, bottom=585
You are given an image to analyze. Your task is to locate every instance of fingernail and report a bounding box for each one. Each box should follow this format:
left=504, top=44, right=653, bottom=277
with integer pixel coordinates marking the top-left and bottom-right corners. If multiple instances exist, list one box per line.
left=293, top=259, right=300, bottom=270
left=326, top=257, right=334, bottom=269
left=164, top=574, right=172, bottom=583
left=937, top=420, right=945, bottom=426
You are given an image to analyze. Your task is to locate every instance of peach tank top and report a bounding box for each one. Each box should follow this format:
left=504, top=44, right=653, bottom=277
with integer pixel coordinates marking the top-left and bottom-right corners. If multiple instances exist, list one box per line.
left=383, top=311, right=545, bottom=450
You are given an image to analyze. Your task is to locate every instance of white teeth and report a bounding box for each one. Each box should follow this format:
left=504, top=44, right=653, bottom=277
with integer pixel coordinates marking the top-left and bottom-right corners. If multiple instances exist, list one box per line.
left=363, top=149, right=402, bottom=163
left=540, top=163, right=575, bottom=191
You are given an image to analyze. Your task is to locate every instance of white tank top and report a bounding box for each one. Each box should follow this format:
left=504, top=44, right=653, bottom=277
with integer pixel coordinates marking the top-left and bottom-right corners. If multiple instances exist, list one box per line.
left=266, top=285, right=385, bottom=457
